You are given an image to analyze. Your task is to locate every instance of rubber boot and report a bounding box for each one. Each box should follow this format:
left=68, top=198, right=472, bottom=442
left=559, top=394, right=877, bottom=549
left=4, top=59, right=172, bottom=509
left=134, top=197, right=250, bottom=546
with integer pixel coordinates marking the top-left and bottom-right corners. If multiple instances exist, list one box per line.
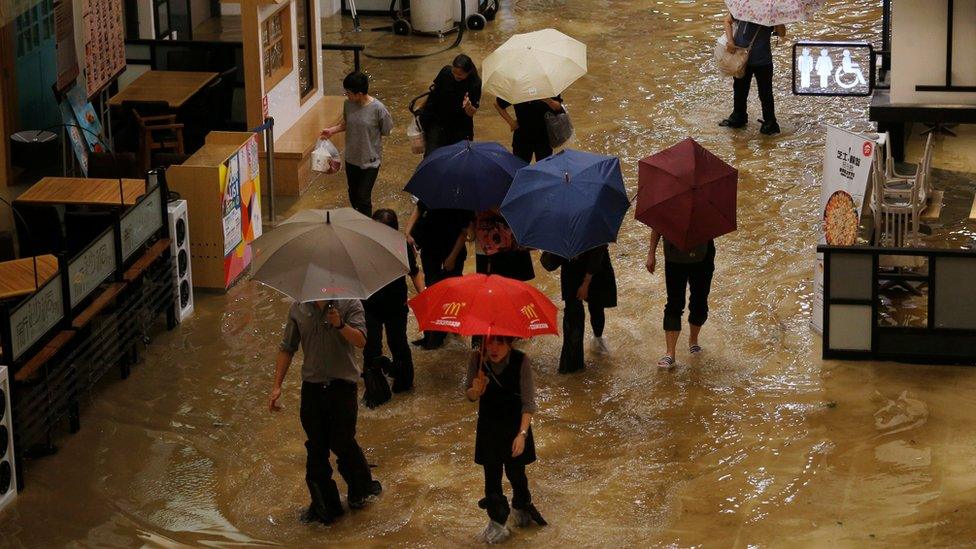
left=303, top=479, right=344, bottom=525
left=512, top=502, right=548, bottom=526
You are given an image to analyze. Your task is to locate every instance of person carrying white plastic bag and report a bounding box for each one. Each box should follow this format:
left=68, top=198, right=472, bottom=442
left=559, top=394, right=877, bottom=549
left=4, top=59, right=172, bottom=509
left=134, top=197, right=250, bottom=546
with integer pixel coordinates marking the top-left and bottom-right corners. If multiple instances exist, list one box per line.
left=311, top=138, right=342, bottom=175
left=321, top=71, right=394, bottom=216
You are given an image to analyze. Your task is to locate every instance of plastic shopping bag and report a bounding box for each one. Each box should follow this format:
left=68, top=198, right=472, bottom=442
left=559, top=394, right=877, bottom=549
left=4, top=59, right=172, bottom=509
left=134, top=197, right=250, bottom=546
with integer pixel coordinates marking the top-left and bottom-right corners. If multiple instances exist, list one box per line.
left=407, top=117, right=425, bottom=155
left=311, top=138, right=342, bottom=174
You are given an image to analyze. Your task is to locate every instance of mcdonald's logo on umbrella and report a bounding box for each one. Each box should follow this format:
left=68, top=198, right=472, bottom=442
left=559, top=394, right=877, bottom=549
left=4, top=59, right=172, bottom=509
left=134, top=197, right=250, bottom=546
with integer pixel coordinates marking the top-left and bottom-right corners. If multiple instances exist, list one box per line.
left=442, top=302, right=467, bottom=317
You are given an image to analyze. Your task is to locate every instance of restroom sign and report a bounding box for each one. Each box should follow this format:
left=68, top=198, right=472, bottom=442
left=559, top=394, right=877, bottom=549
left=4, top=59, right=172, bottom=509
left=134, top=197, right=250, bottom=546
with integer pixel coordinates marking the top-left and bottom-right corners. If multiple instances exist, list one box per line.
left=792, top=41, right=874, bottom=97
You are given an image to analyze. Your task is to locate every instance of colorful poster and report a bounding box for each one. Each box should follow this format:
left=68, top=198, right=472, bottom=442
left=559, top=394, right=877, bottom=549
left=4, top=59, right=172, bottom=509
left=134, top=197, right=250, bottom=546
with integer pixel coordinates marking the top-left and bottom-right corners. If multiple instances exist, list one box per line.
left=59, top=100, right=88, bottom=176
left=222, top=154, right=243, bottom=256
left=811, top=125, right=876, bottom=333
left=65, top=83, right=105, bottom=152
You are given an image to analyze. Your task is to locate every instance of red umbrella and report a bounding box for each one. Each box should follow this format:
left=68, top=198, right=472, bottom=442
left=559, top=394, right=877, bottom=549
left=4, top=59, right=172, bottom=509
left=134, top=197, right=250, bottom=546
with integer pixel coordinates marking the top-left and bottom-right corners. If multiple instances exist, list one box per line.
left=408, top=274, right=559, bottom=338
left=635, top=138, right=738, bottom=251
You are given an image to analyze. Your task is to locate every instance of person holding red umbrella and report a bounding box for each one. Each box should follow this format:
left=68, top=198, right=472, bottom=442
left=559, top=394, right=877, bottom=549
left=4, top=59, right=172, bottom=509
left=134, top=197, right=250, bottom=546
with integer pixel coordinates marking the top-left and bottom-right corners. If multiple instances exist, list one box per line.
left=408, top=274, right=556, bottom=540
left=465, top=336, right=548, bottom=541
left=646, top=231, right=715, bottom=367
left=635, top=138, right=736, bottom=368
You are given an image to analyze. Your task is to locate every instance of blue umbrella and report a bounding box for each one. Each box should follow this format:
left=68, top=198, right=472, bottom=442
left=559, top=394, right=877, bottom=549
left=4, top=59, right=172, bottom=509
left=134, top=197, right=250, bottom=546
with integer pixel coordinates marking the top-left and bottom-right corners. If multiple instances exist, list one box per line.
left=500, top=149, right=630, bottom=258
left=404, top=140, right=528, bottom=211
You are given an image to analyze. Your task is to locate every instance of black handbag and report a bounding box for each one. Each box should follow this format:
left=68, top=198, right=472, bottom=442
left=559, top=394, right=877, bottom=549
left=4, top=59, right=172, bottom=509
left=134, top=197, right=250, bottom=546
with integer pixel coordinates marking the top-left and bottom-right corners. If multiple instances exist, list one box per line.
left=362, top=357, right=392, bottom=409
left=544, top=106, right=574, bottom=148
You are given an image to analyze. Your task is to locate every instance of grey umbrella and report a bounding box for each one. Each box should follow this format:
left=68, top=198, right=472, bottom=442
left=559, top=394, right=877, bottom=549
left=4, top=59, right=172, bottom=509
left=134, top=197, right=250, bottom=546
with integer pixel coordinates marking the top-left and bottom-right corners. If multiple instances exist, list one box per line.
left=250, top=208, right=409, bottom=302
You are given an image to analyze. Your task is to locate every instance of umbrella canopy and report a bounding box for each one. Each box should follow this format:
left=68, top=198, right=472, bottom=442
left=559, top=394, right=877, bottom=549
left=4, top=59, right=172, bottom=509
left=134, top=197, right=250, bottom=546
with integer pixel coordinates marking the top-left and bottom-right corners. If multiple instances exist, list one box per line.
left=404, top=140, right=527, bottom=211
left=250, top=208, right=408, bottom=302
left=726, top=0, right=826, bottom=27
left=635, top=138, right=738, bottom=252
left=500, top=149, right=630, bottom=259
left=409, top=274, right=559, bottom=338
left=482, top=29, right=587, bottom=105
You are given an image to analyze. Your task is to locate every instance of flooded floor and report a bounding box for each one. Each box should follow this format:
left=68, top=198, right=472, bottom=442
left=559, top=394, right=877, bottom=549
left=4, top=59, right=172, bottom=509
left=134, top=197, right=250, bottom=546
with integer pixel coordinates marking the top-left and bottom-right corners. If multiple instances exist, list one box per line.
left=5, top=0, right=976, bottom=546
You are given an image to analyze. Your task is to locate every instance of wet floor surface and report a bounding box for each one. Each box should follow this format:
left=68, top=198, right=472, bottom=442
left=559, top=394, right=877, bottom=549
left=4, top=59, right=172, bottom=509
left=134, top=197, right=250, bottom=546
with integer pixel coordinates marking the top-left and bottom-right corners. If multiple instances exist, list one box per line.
left=5, top=1, right=976, bottom=547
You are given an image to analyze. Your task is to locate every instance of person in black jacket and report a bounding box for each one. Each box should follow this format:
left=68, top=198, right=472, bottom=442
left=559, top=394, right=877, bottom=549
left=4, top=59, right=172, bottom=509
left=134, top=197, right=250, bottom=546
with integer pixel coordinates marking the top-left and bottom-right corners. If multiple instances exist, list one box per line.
left=363, top=209, right=424, bottom=394
left=541, top=245, right=617, bottom=373
left=494, top=95, right=564, bottom=163
left=405, top=200, right=473, bottom=349
left=465, top=336, right=547, bottom=542
left=419, top=54, right=482, bottom=155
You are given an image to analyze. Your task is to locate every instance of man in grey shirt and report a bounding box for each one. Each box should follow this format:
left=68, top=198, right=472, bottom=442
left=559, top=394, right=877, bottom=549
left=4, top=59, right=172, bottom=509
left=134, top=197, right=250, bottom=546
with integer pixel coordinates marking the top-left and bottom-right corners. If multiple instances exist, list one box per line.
left=321, top=71, right=394, bottom=216
left=268, top=299, right=381, bottom=525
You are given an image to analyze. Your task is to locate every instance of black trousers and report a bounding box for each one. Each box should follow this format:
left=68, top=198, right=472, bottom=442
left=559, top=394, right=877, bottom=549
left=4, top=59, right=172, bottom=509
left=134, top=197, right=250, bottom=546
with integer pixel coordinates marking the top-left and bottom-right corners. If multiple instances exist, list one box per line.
left=423, top=124, right=469, bottom=157
left=419, top=245, right=466, bottom=345
left=364, top=302, right=413, bottom=388
left=484, top=461, right=531, bottom=508
left=512, top=129, right=552, bottom=163
left=663, top=258, right=714, bottom=332
left=731, top=63, right=776, bottom=124
left=345, top=163, right=379, bottom=216
left=300, top=381, right=373, bottom=500
left=559, top=299, right=606, bottom=373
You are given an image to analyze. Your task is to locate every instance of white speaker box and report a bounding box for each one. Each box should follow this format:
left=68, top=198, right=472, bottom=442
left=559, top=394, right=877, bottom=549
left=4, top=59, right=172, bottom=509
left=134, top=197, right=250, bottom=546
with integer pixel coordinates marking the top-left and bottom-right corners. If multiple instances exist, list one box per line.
left=0, top=365, right=16, bottom=512
left=167, top=200, right=194, bottom=323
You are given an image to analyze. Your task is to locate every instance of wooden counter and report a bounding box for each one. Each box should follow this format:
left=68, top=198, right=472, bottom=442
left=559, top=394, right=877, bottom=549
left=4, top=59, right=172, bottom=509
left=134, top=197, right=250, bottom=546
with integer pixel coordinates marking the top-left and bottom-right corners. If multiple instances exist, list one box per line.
left=166, top=131, right=262, bottom=290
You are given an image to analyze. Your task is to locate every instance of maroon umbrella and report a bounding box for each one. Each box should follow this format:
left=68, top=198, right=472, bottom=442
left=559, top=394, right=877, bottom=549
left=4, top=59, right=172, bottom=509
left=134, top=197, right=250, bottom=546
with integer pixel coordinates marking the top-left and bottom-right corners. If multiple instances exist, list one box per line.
left=635, top=138, right=737, bottom=251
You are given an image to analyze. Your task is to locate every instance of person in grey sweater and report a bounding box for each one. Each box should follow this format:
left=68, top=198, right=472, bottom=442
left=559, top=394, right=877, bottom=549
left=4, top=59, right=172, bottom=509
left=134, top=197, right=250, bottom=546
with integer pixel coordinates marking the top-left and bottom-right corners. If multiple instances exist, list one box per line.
left=321, top=72, right=394, bottom=215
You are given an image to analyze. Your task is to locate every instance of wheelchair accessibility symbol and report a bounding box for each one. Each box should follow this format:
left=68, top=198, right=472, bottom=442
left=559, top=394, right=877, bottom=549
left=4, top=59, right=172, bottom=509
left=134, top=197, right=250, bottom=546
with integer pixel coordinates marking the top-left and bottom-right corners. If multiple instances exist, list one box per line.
left=834, top=50, right=867, bottom=89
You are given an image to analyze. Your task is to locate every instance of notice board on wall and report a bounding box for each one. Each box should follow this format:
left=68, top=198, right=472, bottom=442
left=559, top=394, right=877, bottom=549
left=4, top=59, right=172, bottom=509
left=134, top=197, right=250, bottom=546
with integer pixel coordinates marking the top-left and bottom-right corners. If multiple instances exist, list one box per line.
left=82, top=0, right=126, bottom=97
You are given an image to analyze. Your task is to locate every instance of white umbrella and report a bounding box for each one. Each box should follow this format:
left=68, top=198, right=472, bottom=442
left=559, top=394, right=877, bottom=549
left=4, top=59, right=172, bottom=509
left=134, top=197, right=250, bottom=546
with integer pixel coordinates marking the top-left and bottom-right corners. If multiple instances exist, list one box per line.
left=726, top=0, right=827, bottom=27
left=482, top=29, right=587, bottom=105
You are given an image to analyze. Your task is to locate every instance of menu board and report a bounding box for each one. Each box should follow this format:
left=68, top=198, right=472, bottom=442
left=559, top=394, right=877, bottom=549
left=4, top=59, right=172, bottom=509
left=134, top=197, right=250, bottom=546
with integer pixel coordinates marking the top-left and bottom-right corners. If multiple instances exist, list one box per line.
left=55, top=0, right=79, bottom=92
left=82, top=0, right=126, bottom=97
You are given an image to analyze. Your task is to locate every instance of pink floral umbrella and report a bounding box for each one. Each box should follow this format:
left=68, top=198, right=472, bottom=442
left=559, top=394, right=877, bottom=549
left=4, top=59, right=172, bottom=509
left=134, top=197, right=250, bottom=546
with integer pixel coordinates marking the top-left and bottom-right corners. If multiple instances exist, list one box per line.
left=725, top=0, right=826, bottom=27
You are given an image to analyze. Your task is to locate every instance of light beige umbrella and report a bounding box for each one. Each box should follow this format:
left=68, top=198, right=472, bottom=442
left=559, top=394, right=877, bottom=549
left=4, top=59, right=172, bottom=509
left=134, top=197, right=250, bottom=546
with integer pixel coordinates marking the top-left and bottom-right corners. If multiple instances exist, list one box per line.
left=482, top=28, right=587, bottom=105
left=250, top=208, right=408, bottom=302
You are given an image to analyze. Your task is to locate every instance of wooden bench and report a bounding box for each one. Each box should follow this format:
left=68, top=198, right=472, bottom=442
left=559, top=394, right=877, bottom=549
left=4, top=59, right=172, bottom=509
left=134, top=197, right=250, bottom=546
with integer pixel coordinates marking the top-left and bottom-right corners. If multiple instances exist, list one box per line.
left=123, top=239, right=171, bottom=282
left=15, top=330, right=77, bottom=382
left=265, top=95, right=345, bottom=197
left=71, top=282, right=127, bottom=330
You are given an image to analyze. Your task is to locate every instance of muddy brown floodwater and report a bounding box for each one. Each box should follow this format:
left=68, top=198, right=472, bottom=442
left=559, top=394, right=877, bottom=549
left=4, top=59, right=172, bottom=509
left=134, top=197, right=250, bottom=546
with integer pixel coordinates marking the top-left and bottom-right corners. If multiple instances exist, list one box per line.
left=5, top=0, right=976, bottom=547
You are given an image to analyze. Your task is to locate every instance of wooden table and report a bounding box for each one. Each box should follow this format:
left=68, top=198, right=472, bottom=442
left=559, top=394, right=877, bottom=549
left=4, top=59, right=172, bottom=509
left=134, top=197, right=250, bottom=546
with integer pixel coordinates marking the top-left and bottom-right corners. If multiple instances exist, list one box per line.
left=15, top=177, right=146, bottom=207
left=108, top=70, right=218, bottom=109
left=0, top=255, right=59, bottom=300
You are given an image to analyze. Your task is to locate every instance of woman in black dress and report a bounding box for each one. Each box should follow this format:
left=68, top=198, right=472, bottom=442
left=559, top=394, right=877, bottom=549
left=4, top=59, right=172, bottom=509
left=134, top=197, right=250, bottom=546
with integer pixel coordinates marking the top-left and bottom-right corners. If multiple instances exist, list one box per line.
left=419, top=54, right=482, bottom=155
left=541, top=244, right=617, bottom=373
left=465, top=336, right=546, bottom=542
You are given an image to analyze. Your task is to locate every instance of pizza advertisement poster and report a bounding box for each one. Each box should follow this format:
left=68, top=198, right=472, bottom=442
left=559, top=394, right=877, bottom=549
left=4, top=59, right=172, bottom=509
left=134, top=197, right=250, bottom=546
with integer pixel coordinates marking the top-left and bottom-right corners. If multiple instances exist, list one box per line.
left=811, top=125, right=877, bottom=333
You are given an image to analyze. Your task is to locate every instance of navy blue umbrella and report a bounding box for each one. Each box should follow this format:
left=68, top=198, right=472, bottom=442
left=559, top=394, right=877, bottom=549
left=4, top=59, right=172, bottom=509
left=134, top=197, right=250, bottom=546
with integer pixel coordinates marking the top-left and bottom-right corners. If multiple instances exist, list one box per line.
left=500, top=149, right=629, bottom=258
left=404, top=140, right=528, bottom=211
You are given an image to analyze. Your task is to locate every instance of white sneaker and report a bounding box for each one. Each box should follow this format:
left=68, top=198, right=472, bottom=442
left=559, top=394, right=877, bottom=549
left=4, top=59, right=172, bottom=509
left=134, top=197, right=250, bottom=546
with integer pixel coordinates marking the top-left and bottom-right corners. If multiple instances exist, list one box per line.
left=593, top=336, right=610, bottom=354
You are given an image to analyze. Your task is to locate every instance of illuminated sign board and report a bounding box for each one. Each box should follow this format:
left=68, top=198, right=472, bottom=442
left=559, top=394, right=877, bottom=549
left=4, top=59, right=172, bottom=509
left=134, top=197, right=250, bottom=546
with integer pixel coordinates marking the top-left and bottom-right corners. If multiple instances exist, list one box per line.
left=793, top=41, right=874, bottom=97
